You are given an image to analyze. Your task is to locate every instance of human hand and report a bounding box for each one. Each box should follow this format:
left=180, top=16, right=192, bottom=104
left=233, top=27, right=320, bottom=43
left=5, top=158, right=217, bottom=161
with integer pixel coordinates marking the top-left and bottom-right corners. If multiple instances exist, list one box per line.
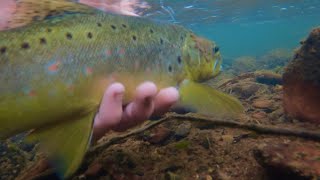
left=79, top=0, right=150, bottom=16
left=0, top=0, right=16, bottom=30
left=92, top=82, right=179, bottom=141
left=0, top=0, right=149, bottom=31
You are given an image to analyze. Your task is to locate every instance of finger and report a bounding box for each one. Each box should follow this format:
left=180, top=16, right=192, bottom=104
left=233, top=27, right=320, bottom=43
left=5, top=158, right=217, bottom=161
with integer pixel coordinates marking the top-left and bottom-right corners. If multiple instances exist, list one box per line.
left=93, top=83, right=124, bottom=139
left=153, top=87, right=179, bottom=116
left=0, top=0, right=16, bottom=30
left=113, top=81, right=157, bottom=131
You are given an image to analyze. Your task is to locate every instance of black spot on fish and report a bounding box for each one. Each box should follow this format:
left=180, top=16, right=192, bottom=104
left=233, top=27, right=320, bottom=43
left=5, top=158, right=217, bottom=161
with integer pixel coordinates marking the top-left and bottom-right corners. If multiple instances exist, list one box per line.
left=87, top=32, right=93, bottom=39
left=122, top=24, right=127, bottom=28
left=111, top=25, right=116, bottom=30
left=66, top=32, right=73, bottom=40
left=132, top=35, right=137, bottom=41
left=32, top=15, right=41, bottom=21
left=150, top=29, right=154, bottom=33
left=48, top=10, right=58, bottom=16
left=168, top=65, right=172, bottom=72
left=47, top=28, right=52, bottom=33
left=21, top=43, right=30, bottom=49
left=160, top=38, right=163, bottom=44
left=177, top=56, right=182, bottom=64
left=40, top=38, right=47, bottom=45
left=97, top=23, right=102, bottom=27
left=0, top=47, right=6, bottom=54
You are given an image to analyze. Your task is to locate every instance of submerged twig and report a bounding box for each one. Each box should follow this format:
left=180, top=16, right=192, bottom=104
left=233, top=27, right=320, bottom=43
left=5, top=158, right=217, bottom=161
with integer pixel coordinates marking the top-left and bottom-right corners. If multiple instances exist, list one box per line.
left=88, top=116, right=167, bottom=154
left=89, top=113, right=320, bottom=155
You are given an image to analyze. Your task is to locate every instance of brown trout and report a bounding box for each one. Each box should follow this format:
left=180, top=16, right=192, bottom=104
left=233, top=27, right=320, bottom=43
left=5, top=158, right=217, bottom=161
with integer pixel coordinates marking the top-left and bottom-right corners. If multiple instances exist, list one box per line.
left=0, top=0, right=243, bottom=178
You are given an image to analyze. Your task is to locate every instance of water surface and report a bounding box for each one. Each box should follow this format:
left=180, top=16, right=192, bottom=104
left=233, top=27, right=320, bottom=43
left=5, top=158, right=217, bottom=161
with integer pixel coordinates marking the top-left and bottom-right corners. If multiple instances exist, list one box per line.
left=142, top=0, right=320, bottom=58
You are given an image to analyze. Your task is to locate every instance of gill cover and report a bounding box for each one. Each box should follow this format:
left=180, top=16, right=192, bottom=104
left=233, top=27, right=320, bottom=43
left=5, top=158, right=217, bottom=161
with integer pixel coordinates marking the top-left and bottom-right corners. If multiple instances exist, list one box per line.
left=179, top=34, right=243, bottom=118
left=182, top=34, right=222, bottom=82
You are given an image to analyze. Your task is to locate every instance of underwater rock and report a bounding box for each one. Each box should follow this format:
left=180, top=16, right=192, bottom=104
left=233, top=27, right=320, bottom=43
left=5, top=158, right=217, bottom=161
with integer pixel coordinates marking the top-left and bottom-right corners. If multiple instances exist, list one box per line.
left=227, top=49, right=291, bottom=75
left=146, top=125, right=172, bottom=144
left=84, top=162, right=104, bottom=177
left=0, top=141, right=34, bottom=180
left=283, top=28, right=320, bottom=124
left=252, top=99, right=273, bottom=110
left=220, top=135, right=234, bottom=144
left=252, top=111, right=267, bottom=119
left=16, top=156, right=51, bottom=180
left=254, top=142, right=320, bottom=179
left=174, top=122, right=192, bottom=140
left=231, top=56, right=257, bottom=74
left=258, top=49, right=292, bottom=71
left=229, top=82, right=262, bottom=99
left=255, top=71, right=283, bottom=86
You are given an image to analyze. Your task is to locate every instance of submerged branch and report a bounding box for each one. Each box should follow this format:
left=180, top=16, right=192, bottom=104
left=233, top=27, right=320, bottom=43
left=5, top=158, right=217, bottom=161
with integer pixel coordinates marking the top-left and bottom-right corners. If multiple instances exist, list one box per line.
left=25, top=113, right=320, bottom=179
left=89, top=113, right=320, bottom=155
left=88, top=116, right=167, bottom=154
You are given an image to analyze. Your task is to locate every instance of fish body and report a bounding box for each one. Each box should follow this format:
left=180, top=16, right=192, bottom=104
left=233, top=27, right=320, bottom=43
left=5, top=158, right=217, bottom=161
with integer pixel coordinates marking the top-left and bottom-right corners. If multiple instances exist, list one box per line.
left=0, top=12, right=187, bottom=135
left=0, top=0, right=243, bottom=178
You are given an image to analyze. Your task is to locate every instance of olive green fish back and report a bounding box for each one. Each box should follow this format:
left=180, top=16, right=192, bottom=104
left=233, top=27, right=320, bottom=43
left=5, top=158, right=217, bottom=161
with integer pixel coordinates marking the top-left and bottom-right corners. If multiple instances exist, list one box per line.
left=0, top=6, right=191, bottom=139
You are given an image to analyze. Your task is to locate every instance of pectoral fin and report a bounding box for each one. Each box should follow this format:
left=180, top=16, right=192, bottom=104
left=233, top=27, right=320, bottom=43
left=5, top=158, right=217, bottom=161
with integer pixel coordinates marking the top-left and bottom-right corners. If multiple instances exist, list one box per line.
left=26, top=112, right=96, bottom=178
left=179, top=80, right=244, bottom=118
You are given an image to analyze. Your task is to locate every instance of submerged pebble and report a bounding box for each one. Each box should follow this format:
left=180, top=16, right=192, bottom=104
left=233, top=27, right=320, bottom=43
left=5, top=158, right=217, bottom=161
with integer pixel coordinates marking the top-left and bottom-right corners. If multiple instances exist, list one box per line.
left=252, top=99, right=273, bottom=109
left=174, top=122, right=192, bottom=140
left=146, top=126, right=172, bottom=144
left=252, top=111, right=267, bottom=119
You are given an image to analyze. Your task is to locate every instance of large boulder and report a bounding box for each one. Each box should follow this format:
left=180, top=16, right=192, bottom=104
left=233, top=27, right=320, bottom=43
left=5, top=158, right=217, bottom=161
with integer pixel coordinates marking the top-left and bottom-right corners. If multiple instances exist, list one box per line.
left=283, top=27, right=320, bottom=124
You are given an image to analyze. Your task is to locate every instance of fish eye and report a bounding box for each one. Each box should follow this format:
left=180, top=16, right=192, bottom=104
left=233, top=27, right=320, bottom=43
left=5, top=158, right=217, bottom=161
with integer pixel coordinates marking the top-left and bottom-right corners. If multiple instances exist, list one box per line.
left=213, top=46, right=219, bottom=54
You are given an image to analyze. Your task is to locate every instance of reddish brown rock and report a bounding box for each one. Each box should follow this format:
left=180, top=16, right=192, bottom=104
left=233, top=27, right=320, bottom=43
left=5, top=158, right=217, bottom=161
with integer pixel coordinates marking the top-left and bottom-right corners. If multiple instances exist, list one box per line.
left=147, top=126, right=172, bottom=144
left=252, top=111, right=267, bottom=119
left=255, top=71, right=283, bottom=86
left=85, top=162, right=103, bottom=177
left=254, top=142, right=320, bottom=179
left=283, top=80, right=320, bottom=123
left=231, top=82, right=262, bottom=98
left=283, top=28, right=320, bottom=124
left=252, top=99, right=273, bottom=109
left=16, top=157, right=51, bottom=180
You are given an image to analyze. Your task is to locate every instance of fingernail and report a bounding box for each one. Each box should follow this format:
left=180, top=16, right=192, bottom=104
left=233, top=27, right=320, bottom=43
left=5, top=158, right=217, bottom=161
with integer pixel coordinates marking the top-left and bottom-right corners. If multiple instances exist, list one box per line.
left=114, top=92, right=123, bottom=102
left=143, top=96, right=152, bottom=106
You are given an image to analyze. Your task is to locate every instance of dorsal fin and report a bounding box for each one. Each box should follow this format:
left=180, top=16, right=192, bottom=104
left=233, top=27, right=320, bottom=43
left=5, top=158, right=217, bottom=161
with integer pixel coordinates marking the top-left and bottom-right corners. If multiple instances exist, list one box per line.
left=5, top=0, right=96, bottom=30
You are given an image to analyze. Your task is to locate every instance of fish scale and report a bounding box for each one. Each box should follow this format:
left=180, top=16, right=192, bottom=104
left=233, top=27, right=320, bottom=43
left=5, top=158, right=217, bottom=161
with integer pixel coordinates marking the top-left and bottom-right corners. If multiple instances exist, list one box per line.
left=0, top=12, right=186, bottom=93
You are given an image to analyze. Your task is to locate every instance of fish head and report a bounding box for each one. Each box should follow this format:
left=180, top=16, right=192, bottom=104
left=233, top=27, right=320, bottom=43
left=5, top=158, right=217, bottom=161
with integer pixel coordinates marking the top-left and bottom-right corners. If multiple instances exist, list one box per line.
left=182, top=33, right=222, bottom=82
